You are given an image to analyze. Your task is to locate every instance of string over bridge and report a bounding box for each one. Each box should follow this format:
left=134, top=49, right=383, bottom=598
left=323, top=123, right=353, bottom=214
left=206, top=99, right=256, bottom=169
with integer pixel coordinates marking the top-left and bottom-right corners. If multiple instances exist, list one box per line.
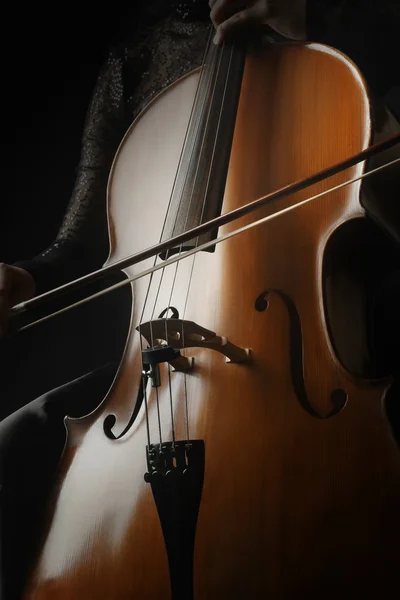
left=138, top=318, right=251, bottom=372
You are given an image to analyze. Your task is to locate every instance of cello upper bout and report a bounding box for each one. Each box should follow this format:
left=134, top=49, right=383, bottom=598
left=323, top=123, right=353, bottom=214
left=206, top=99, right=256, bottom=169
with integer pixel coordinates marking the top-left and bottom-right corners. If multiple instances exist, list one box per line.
left=104, top=69, right=201, bottom=269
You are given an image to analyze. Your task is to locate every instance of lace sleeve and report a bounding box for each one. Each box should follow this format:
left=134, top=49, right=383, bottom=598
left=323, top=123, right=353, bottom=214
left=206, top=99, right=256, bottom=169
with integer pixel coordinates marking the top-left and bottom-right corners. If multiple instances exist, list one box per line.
left=14, top=48, right=131, bottom=295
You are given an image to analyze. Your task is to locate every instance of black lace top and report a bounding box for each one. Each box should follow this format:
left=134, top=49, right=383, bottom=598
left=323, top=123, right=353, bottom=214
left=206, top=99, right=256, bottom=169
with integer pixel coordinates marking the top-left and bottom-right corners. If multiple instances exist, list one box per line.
left=15, top=0, right=400, bottom=294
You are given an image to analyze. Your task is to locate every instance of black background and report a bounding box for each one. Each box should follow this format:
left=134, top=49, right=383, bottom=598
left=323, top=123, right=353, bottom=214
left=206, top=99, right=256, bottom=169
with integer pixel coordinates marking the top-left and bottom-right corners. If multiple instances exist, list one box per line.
left=1, top=6, right=123, bottom=262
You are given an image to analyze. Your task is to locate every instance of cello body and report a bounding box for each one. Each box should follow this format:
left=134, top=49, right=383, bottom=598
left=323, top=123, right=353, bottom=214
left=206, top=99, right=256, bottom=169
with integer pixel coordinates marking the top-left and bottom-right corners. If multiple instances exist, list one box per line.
left=24, top=42, right=400, bottom=599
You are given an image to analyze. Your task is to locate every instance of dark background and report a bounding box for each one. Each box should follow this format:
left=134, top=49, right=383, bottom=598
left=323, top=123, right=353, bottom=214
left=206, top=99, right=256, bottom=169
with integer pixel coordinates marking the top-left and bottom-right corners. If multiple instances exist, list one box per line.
left=1, top=7, right=123, bottom=262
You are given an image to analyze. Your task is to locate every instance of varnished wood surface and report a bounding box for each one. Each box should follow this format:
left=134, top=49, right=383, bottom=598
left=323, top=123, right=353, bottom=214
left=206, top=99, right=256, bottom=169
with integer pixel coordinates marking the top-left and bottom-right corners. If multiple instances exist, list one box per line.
left=23, top=42, right=400, bottom=599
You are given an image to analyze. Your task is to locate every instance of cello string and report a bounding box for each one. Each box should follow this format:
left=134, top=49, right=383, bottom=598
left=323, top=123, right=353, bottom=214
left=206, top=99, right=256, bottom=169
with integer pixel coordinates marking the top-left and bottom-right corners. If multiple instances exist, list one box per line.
left=138, top=25, right=216, bottom=448
left=140, top=332, right=152, bottom=448
left=147, top=31, right=225, bottom=447
left=145, top=25, right=216, bottom=333
left=15, top=154, right=400, bottom=333
left=145, top=35, right=218, bottom=331
left=178, top=40, right=236, bottom=443
left=161, top=39, right=230, bottom=445
left=136, top=24, right=215, bottom=448
left=138, top=22, right=215, bottom=335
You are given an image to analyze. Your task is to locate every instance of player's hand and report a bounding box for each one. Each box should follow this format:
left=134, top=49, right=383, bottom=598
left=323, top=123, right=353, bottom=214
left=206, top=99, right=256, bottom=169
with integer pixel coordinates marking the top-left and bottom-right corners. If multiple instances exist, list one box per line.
left=0, top=264, right=36, bottom=337
left=209, top=0, right=307, bottom=45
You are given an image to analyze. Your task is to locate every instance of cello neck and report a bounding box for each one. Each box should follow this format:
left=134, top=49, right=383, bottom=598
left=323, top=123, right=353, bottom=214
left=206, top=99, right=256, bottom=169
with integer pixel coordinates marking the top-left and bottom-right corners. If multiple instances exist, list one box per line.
left=160, top=38, right=246, bottom=255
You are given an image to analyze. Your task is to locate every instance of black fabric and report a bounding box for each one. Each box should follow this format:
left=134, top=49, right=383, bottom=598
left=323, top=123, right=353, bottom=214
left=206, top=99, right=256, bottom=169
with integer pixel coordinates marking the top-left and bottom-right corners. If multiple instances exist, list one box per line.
left=0, top=362, right=118, bottom=600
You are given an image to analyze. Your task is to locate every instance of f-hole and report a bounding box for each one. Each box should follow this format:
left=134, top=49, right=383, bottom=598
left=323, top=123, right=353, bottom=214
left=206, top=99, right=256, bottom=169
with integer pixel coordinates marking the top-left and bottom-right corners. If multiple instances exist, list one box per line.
left=256, top=290, right=347, bottom=419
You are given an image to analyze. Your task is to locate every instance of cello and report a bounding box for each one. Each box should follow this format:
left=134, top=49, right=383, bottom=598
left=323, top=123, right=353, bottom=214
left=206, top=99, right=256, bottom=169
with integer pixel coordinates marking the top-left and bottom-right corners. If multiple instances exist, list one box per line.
left=12, top=23, right=400, bottom=600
